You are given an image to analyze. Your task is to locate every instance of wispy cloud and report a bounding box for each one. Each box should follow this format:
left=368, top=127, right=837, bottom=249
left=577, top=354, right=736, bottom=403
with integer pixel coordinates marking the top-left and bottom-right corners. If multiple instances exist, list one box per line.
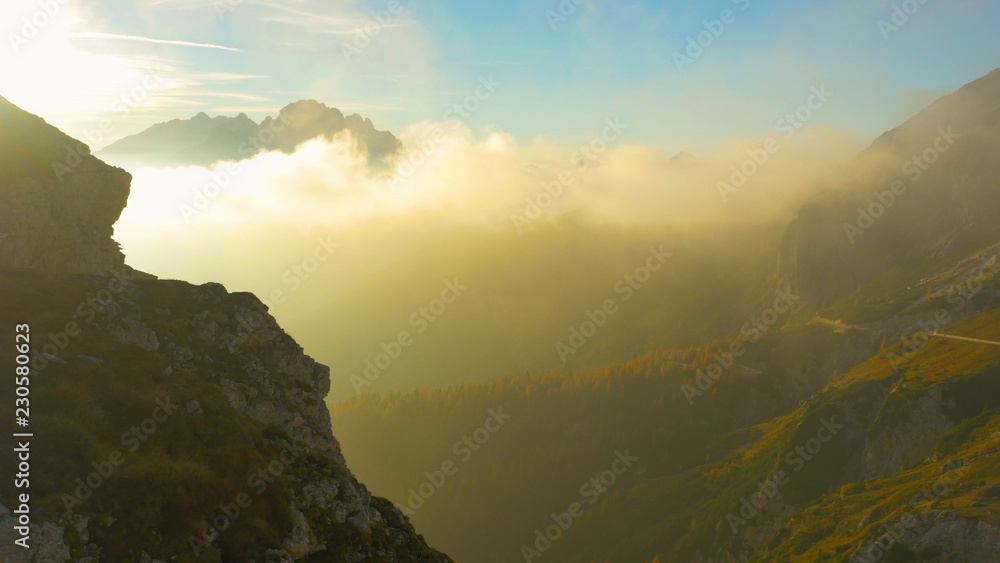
left=447, top=60, right=530, bottom=67
left=320, top=21, right=418, bottom=36
left=209, top=105, right=283, bottom=115
left=334, top=102, right=416, bottom=112
left=68, top=32, right=243, bottom=52
left=183, top=72, right=269, bottom=82
left=253, top=2, right=368, bottom=29
left=187, top=91, right=273, bottom=102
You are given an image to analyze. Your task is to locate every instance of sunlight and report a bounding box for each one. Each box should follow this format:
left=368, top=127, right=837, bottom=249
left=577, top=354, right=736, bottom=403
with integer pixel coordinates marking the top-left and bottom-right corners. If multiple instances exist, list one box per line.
left=0, top=1, right=171, bottom=144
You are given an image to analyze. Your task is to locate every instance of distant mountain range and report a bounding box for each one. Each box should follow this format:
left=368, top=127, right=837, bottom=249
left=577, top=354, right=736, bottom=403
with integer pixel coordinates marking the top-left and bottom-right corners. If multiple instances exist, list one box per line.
left=96, top=100, right=402, bottom=170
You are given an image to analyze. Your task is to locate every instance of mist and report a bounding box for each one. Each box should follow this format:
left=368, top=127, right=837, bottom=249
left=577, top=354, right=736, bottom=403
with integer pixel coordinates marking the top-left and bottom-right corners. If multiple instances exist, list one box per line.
left=114, top=118, right=866, bottom=400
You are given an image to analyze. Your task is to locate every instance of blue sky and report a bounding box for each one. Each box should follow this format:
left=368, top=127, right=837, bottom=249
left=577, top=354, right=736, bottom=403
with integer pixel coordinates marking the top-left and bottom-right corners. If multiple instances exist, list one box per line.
left=2, top=0, right=999, bottom=153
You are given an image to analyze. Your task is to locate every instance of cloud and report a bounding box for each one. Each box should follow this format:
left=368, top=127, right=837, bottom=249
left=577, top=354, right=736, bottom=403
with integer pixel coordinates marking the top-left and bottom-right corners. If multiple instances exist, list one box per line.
left=114, top=119, right=865, bottom=281
left=0, top=1, right=274, bottom=145
left=68, top=32, right=243, bottom=52
left=1, top=0, right=438, bottom=148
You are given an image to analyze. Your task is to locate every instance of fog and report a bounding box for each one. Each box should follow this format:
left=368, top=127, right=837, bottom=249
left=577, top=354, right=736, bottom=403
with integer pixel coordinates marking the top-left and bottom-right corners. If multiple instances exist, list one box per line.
left=114, top=118, right=866, bottom=400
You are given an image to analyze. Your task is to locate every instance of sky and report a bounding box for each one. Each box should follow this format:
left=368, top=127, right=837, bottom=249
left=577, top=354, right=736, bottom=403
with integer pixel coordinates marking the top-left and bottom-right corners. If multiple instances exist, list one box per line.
left=1, top=0, right=999, bottom=154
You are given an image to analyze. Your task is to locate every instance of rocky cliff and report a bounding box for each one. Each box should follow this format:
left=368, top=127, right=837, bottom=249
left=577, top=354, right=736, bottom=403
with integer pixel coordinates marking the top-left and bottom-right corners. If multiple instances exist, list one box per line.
left=0, top=96, right=131, bottom=276
left=0, top=99, right=449, bottom=562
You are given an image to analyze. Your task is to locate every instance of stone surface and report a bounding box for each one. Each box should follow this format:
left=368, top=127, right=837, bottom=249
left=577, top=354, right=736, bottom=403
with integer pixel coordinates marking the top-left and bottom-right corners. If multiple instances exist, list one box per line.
left=0, top=95, right=130, bottom=276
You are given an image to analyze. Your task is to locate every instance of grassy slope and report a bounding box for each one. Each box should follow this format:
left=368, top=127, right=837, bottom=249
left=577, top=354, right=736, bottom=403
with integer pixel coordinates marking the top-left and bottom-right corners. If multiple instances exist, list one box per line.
left=330, top=241, right=1000, bottom=563
left=564, top=309, right=1000, bottom=563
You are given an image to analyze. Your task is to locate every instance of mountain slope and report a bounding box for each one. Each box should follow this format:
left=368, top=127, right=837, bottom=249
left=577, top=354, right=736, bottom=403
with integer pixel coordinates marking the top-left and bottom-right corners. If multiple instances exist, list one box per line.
left=327, top=69, right=1000, bottom=563
left=329, top=236, right=1000, bottom=563
left=777, top=68, right=1000, bottom=307
left=0, top=97, right=447, bottom=562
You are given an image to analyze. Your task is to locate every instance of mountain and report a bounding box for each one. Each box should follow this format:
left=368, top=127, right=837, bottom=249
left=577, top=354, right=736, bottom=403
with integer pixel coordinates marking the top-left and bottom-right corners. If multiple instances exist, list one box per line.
left=327, top=70, right=1000, bottom=562
left=0, top=96, right=448, bottom=562
left=96, top=100, right=402, bottom=170
left=331, top=227, right=1000, bottom=563
left=0, top=100, right=130, bottom=275
left=777, top=68, right=1000, bottom=307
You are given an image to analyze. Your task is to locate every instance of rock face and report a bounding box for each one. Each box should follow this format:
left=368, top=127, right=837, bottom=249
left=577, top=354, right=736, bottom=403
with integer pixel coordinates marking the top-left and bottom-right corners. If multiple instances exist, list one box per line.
left=848, top=513, right=1000, bottom=563
left=0, top=95, right=131, bottom=275
left=96, top=100, right=402, bottom=170
left=258, top=100, right=402, bottom=165
left=0, top=276, right=452, bottom=561
left=0, top=99, right=449, bottom=561
left=776, top=68, right=1000, bottom=306
left=862, top=385, right=953, bottom=480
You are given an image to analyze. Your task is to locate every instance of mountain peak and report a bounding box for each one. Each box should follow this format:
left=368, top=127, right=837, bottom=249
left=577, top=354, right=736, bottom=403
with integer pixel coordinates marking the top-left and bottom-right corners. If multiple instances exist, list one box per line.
left=277, top=99, right=345, bottom=120
left=281, top=99, right=329, bottom=111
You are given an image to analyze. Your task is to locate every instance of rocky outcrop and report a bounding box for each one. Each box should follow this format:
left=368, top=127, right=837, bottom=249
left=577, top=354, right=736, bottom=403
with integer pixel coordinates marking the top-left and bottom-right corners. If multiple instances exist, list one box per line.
left=258, top=100, right=402, bottom=164
left=0, top=275, right=452, bottom=561
left=74, top=275, right=448, bottom=561
left=0, top=504, right=71, bottom=563
left=849, top=512, right=1000, bottom=563
left=862, top=385, right=953, bottom=480
left=0, top=95, right=130, bottom=276
left=0, top=99, right=449, bottom=561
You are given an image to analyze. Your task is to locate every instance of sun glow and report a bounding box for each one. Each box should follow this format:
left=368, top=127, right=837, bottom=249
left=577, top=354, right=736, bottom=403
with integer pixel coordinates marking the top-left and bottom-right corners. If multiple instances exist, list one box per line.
left=0, top=1, right=175, bottom=145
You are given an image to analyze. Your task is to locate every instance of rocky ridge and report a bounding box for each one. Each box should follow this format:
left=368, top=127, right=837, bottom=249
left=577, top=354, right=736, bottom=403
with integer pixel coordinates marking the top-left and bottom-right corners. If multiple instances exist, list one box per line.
left=0, top=98, right=449, bottom=561
left=96, top=100, right=402, bottom=170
